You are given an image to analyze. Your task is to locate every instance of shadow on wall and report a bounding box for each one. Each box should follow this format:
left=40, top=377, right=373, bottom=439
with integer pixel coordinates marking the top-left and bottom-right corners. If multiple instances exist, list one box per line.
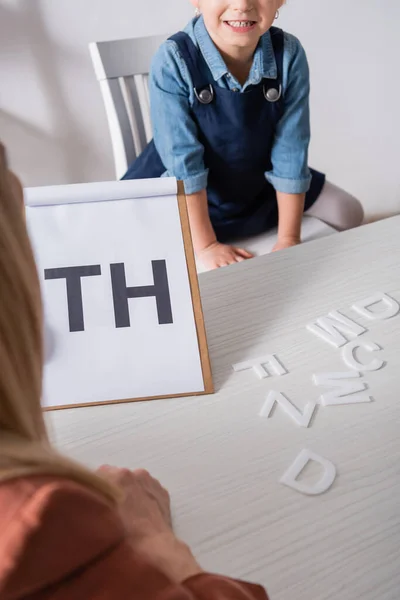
left=0, top=109, right=59, bottom=185
left=0, top=0, right=92, bottom=185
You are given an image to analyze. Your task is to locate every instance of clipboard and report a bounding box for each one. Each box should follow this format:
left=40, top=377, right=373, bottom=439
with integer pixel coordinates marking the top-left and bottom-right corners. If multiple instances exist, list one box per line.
left=25, top=178, right=213, bottom=410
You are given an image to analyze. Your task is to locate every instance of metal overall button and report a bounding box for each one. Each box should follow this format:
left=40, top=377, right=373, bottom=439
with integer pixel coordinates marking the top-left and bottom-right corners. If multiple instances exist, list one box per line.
left=263, top=84, right=282, bottom=102
left=194, top=85, right=214, bottom=104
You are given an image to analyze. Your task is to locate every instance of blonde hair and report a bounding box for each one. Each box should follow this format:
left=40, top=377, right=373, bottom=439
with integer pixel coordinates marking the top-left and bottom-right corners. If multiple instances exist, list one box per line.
left=0, top=144, right=117, bottom=501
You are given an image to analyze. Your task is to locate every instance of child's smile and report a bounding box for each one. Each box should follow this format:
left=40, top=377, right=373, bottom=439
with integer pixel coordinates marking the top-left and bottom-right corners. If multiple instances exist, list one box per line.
left=223, top=20, right=258, bottom=34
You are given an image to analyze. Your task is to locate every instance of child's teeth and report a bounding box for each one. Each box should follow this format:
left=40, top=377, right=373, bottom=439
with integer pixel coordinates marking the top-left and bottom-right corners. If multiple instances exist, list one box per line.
left=227, top=21, right=254, bottom=28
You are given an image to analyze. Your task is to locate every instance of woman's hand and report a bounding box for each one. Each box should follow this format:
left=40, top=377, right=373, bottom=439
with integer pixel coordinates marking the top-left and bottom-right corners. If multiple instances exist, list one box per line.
left=97, top=466, right=202, bottom=582
left=98, top=466, right=172, bottom=540
left=198, top=241, right=253, bottom=269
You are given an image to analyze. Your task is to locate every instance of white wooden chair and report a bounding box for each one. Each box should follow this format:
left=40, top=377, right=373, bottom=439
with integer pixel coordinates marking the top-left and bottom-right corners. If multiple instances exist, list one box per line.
left=90, top=35, right=335, bottom=270
left=89, top=34, right=169, bottom=179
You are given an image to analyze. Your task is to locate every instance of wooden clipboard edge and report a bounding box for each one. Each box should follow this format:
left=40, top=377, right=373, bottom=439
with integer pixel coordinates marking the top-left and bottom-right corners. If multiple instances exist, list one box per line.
left=176, top=180, right=214, bottom=394
left=44, top=389, right=208, bottom=412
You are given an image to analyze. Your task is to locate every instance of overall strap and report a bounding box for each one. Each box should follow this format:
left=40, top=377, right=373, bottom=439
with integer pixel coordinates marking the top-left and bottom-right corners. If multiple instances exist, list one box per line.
left=260, top=27, right=284, bottom=102
left=268, top=27, right=284, bottom=83
left=168, top=32, right=212, bottom=90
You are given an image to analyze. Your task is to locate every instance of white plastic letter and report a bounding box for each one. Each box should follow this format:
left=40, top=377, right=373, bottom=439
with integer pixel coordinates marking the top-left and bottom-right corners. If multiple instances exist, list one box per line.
left=352, top=292, right=400, bottom=320
left=280, top=449, right=336, bottom=496
left=233, top=355, right=287, bottom=379
left=313, top=371, right=372, bottom=406
left=259, top=390, right=316, bottom=428
left=342, top=339, right=385, bottom=372
left=306, top=310, right=366, bottom=348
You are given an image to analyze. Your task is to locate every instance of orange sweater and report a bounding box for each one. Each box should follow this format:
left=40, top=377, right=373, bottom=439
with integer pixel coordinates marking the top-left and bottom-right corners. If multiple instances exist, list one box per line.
left=0, top=476, right=268, bottom=599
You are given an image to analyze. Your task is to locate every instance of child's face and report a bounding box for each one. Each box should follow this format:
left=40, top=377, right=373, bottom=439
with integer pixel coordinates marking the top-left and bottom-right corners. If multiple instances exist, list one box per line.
left=192, top=1, right=284, bottom=52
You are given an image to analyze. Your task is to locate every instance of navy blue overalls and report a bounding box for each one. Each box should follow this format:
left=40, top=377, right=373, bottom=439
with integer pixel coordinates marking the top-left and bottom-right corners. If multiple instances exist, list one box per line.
left=123, top=27, right=325, bottom=242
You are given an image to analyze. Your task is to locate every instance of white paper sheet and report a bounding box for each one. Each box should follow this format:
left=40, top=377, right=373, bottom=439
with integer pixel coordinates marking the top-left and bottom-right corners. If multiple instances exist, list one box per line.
left=26, top=178, right=205, bottom=408
left=25, top=177, right=178, bottom=206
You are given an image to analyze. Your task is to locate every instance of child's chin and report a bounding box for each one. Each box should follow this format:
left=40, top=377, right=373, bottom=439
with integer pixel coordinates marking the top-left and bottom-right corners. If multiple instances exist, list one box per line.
left=224, top=33, right=259, bottom=47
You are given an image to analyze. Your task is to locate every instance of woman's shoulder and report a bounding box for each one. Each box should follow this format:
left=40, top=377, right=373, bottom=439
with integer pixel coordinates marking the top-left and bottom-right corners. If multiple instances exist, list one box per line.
left=0, top=475, right=114, bottom=525
left=0, top=476, right=78, bottom=537
left=0, top=475, right=124, bottom=597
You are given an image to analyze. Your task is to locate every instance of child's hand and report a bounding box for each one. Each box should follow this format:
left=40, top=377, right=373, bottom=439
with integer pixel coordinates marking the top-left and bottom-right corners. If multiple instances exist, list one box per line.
left=198, top=241, right=253, bottom=269
left=272, top=236, right=301, bottom=252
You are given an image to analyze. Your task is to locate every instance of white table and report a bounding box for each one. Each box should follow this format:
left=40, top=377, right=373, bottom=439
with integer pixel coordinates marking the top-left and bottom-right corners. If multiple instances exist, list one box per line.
left=48, top=216, right=400, bottom=600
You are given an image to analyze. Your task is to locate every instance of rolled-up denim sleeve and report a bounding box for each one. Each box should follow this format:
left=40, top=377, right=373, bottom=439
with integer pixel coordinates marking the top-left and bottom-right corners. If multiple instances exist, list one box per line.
left=265, top=34, right=312, bottom=194
left=149, top=41, right=208, bottom=194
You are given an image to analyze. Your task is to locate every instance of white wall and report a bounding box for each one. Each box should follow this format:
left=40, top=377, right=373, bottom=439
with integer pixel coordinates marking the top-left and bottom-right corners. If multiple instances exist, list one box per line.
left=282, top=0, right=400, bottom=222
left=1, top=0, right=399, bottom=220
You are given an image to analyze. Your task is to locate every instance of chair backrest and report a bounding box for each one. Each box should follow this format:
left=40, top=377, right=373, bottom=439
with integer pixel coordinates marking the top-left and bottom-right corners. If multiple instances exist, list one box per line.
left=89, top=34, right=169, bottom=179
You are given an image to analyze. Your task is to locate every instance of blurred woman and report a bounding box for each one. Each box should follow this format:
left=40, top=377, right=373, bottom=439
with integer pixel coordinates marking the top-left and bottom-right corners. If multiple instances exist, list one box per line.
left=0, top=143, right=268, bottom=599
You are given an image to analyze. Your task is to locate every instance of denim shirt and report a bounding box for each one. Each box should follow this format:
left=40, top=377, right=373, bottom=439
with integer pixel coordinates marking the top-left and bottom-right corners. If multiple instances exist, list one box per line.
left=149, top=16, right=312, bottom=195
